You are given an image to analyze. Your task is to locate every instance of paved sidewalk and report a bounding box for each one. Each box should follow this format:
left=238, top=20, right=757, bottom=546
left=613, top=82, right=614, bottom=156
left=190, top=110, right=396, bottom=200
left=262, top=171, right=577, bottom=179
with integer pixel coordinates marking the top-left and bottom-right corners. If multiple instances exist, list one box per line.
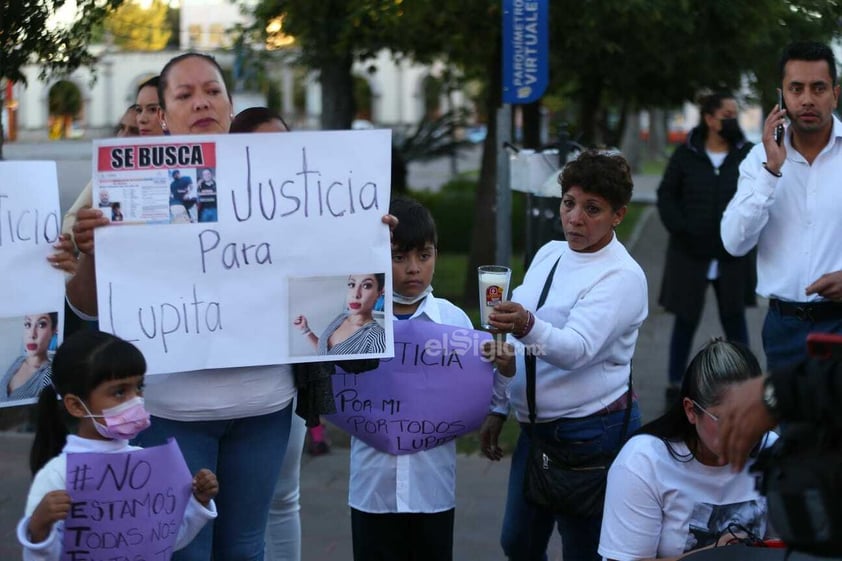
left=0, top=142, right=768, bottom=559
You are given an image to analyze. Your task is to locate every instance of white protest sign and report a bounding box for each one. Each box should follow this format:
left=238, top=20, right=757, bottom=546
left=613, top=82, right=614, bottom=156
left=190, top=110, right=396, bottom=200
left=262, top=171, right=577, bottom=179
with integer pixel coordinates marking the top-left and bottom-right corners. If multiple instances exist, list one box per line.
left=0, top=161, right=65, bottom=313
left=0, top=161, right=65, bottom=407
left=93, top=131, right=393, bottom=374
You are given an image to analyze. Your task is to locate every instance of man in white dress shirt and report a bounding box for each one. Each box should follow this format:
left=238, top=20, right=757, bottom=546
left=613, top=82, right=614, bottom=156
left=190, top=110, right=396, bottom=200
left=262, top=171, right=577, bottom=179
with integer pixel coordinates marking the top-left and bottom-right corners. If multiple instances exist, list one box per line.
left=721, top=41, right=842, bottom=370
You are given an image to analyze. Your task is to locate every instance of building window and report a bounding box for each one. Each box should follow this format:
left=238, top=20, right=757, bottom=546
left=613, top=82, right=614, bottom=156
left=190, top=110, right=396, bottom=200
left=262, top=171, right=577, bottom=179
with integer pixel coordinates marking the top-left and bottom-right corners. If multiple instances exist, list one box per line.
left=208, top=24, right=225, bottom=48
left=188, top=24, right=202, bottom=48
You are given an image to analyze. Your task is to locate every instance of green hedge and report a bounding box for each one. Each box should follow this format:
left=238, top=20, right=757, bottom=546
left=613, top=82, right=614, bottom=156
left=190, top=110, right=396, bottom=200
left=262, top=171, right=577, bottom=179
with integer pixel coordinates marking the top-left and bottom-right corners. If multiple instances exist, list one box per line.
left=407, top=180, right=646, bottom=254
left=408, top=179, right=527, bottom=253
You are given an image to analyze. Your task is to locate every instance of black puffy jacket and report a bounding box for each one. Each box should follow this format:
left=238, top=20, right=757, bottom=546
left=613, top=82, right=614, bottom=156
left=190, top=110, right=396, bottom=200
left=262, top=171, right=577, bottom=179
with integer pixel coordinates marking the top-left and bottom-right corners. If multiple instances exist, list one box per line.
left=656, top=126, right=753, bottom=259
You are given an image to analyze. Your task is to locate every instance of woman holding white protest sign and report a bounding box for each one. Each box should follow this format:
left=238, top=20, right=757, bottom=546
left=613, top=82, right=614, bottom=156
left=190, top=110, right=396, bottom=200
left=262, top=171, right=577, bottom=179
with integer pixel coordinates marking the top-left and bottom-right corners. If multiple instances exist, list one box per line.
left=66, top=53, right=294, bottom=561
left=66, top=53, right=398, bottom=561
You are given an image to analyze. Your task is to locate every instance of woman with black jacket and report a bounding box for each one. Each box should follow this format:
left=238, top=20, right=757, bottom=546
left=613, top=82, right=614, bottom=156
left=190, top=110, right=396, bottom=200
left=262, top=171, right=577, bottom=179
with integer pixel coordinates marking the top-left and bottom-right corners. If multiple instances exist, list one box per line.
left=657, top=92, right=757, bottom=402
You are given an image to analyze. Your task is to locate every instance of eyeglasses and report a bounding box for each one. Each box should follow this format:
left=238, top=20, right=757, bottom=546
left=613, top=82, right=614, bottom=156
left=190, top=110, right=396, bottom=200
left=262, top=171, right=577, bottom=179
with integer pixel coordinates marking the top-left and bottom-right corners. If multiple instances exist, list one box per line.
left=691, top=400, right=720, bottom=423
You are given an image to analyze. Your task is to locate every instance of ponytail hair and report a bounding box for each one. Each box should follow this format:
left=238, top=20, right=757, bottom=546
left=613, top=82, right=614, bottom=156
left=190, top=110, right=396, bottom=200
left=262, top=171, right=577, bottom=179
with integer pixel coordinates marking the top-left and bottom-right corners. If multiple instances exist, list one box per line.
left=29, top=383, right=70, bottom=475
left=29, top=330, right=146, bottom=475
left=634, top=338, right=762, bottom=462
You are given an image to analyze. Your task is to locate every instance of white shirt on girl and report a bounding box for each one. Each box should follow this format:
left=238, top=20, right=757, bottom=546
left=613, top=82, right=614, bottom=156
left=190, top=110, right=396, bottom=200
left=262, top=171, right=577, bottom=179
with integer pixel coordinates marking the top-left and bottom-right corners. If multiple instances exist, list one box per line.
left=18, top=435, right=217, bottom=561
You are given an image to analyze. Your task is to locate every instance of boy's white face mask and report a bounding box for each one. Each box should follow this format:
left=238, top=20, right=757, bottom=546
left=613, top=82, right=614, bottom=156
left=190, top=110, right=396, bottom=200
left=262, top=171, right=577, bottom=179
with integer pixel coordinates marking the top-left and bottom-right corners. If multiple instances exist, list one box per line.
left=393, top=286, right=433, bottom=305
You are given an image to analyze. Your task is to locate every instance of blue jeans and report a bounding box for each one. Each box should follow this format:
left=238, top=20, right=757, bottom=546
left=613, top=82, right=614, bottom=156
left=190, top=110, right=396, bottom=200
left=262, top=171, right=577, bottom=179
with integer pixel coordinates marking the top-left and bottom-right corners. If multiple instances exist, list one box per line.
left=762, top=308, right=842, bottom=371
left=199, top=207, right=217, bottom=223
left=265, top=402, right=306, bottom=561
left=500, top=404, right=641, bottom=561
left=134, top=404, right=293, bottom=561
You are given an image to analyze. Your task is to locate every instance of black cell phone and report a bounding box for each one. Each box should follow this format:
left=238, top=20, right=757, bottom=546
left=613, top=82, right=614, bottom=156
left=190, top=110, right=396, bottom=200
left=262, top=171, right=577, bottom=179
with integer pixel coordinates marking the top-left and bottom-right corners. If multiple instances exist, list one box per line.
left=775, top=89, right=785, bottom=145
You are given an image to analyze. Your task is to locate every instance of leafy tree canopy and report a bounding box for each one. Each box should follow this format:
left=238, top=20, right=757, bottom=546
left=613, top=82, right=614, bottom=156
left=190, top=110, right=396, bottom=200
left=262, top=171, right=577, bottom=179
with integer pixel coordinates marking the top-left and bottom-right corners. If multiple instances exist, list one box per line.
left=246, top=0, right=499, bottom=128
left=105, top=0, right=171, bottom=51
left=544, top=0, right=842, bottom=143
left=242, top=0, right=842, bottom=300
left=251, top=0, right=404, bottom=65
left=48, top=79, right=83, bottom=116
left=245, top=0, right=842, bottom=133
left=1, top=0, right=125, bottom=84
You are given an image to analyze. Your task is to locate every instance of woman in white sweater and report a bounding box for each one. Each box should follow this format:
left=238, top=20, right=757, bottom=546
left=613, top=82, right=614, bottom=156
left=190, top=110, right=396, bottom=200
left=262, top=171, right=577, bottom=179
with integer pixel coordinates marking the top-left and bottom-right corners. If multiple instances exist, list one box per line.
left=481, top=150, right=648, bottom=561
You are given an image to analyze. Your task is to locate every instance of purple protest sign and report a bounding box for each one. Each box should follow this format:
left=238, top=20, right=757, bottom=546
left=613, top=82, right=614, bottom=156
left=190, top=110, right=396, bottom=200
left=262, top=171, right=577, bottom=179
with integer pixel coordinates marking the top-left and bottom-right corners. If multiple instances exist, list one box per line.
left=325, top=320, right=495, bottom=454
left=62, top=438, right=192, bottom=561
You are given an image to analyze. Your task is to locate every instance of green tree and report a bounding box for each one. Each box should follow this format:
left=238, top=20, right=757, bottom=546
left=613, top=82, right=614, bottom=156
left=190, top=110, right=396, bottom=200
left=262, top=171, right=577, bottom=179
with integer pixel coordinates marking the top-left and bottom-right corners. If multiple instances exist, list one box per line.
left=165, top=5, right=180, bottom=50
left=385, top=1, right=503, bottom=305
left=105, top=0, right=171, bottom=51
left=48, top=80, right=82, bottom=139
left=744, top=1, right=842, bottom=109
left=547, top=0, right=842, bottom=147
left=48, top=80, right=82, bottom=116
left=244, top=0, right=503, bottom=304
left=243, top=0, right=842, bottom=304
left=249, top=1, right=404, bottom=129
left=0, top=0, right=124, bottom=157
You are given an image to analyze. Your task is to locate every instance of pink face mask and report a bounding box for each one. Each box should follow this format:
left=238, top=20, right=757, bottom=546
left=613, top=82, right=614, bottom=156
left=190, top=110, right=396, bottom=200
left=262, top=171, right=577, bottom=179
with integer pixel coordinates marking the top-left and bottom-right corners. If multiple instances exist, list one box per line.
left=81, top=396, right=151, bottom=440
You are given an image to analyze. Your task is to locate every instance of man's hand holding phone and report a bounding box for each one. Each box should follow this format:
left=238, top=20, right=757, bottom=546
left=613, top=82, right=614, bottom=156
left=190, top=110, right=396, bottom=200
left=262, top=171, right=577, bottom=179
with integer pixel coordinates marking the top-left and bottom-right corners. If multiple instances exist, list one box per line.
left=763, top=88, right=787, bottom=176
left=774, top=89, right=785, bottom=145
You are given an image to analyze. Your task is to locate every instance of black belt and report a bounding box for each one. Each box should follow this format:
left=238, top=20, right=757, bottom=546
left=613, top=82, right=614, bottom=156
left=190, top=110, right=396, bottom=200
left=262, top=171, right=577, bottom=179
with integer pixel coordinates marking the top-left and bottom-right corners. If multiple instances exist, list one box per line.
left=769, top=299, right=842, bottom=322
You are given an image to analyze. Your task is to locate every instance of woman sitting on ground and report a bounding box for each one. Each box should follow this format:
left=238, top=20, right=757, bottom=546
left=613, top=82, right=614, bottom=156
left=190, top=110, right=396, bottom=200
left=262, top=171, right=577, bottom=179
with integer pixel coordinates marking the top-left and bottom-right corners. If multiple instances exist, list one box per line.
left=599, top=339, right=777, bottom=561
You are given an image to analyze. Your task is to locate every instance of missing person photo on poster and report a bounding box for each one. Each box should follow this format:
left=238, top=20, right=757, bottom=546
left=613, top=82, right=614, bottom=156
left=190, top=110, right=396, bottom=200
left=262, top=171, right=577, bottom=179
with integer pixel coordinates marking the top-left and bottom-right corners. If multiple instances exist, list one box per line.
left=0, top=312, right=61, bottom=405
left=289, top=273, right=388, bottom=358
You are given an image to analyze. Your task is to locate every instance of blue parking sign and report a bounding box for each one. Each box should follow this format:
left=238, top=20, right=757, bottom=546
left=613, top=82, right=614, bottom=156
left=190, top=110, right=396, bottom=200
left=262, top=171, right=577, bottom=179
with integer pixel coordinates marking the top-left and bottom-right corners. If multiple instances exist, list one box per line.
left=502, top=0, right=549, bottom=104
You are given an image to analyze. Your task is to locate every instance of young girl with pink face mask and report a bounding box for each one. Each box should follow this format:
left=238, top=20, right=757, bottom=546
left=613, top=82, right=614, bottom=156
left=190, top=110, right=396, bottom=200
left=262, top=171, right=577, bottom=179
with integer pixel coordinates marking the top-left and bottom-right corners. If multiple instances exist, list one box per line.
left=17, top=331, right=219, bottom=560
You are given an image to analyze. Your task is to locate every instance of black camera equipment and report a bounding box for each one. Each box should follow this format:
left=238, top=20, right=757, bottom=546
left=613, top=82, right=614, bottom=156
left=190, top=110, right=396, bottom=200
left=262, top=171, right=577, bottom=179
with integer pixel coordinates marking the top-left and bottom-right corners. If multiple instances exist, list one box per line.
left=752, top=333, right=842, bottom=557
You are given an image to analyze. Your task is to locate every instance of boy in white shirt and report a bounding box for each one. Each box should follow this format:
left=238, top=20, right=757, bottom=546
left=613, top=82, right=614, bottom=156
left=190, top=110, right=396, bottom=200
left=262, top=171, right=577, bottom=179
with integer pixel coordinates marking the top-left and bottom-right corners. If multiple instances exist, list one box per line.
left=349, top=197, right=472, bottom=561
